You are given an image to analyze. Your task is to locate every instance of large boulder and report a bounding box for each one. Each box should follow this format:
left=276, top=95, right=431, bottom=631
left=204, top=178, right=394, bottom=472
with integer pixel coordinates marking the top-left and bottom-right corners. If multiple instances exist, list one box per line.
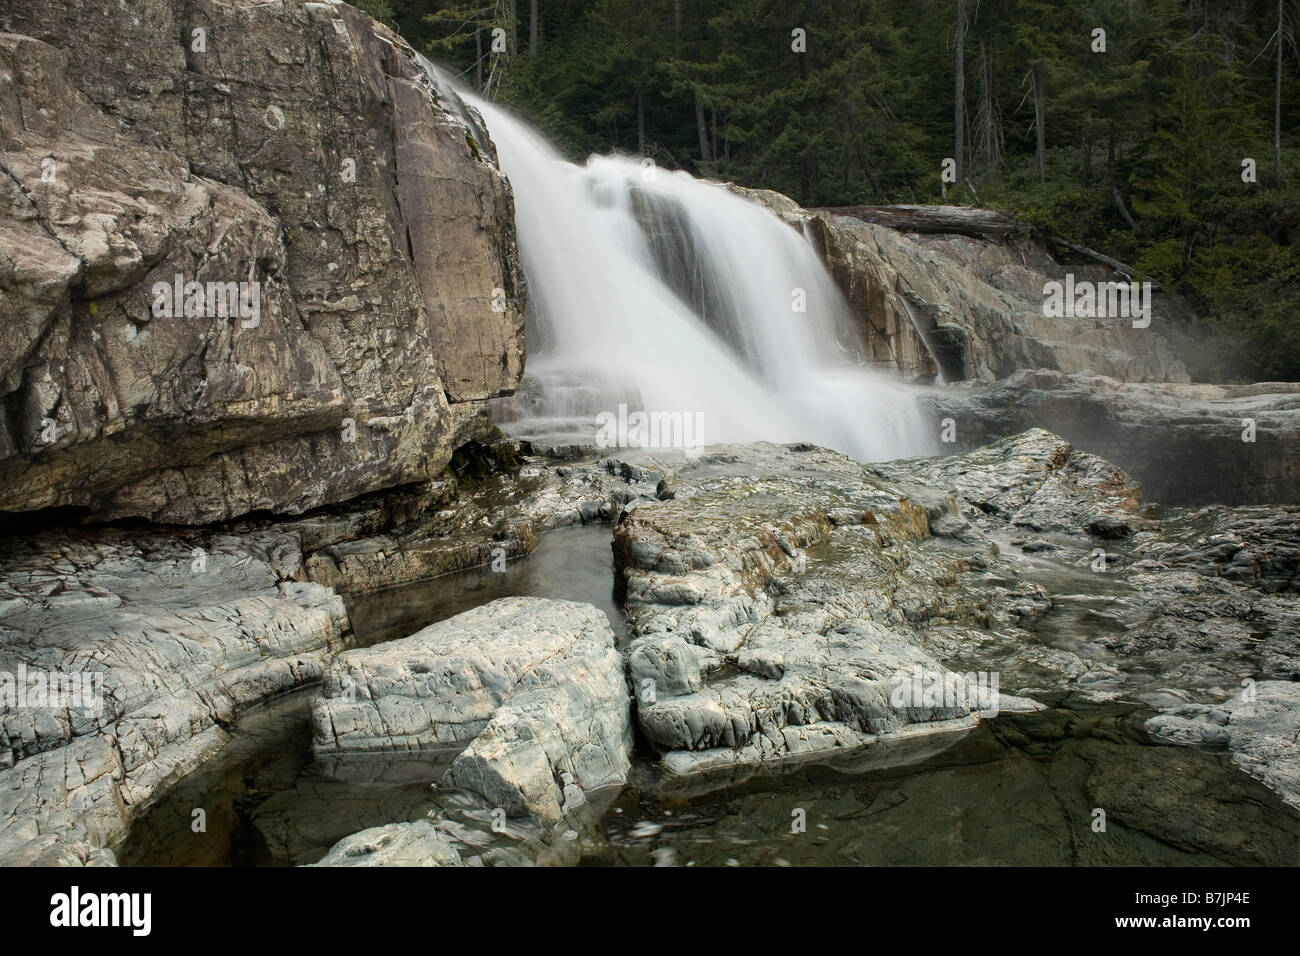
left=0, top=0, right=524, bottom=522
left=311, top=597, right=633, bottom=826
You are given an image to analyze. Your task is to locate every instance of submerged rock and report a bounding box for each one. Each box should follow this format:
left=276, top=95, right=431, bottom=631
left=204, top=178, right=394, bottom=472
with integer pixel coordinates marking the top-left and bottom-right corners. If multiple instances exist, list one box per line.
left=1147, top=681, right=1300, bottom=812
left=305, top=794, right=602, bottom=868
left=310, top=820, right=464, bottom=868
left=311, top=597, right=633, bottom=826
left=248, top=747, right=600, bottom=867
left=601, top=701, right=1300, bottom=866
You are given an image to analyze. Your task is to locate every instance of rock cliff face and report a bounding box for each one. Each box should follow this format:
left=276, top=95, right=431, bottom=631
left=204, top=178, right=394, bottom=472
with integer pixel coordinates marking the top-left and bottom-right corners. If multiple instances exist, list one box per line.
left=729, top=187, right=1191, bottom=385
left=0, top=0, right=525, bottom=523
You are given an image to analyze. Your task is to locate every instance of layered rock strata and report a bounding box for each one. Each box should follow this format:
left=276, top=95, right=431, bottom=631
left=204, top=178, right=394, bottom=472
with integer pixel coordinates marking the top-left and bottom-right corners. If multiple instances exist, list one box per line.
left=0, top=0, right=525, bottom=523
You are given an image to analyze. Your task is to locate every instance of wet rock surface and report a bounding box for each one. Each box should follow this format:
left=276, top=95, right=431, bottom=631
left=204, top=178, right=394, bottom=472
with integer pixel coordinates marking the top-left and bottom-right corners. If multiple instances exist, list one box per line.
left=613, top=431, right=1120, bottom=777
left=280, top=443, right=660, bottom=595
left=8, top=429, right=1298, bottom=866
left=1147, top=680, right=1300, bottom=811
left=311, top=597, right=633, bottom=826
left=0, top=528, right=350, bottom=865
left=0, top=438, right=657, bottom=866
left=608, top=430, right=1298, bottom=809
left=122, top=679, right=1300, bottom=867
left=117, top=685, right=596, bottom=866
left=597, top=701, right=1300, bottom=866
left=252, top=749, right=607, bottom=867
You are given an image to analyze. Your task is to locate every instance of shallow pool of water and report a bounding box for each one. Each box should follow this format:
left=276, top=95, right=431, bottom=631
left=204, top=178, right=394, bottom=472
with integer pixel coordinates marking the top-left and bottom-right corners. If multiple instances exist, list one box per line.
left=120, top=522, right=624, bottom=865
left=592, top=701, right=1300, bottom=866
left=345, top=523, right=627, bottom=646
left=119, top=688, right=1300, bottom=867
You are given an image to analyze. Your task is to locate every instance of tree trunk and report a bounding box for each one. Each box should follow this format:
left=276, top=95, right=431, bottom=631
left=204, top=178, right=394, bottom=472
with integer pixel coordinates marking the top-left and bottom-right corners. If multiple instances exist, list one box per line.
left=530, top=0, right=538, bottom=56
left=510, top=0, right=518, bottom=58
left=814, top=206, right=1020, bottom=237
left=696, top=89, right=712, bottom=161
left=1032, top=62, right=1046, bottom=183
left=1277, top=0, right=1285, bottom=186
left=972, top=39, right=1001, bottom=173
left=1047, top=236, right=1160, bottom=288
left=865, top=167, right=886, bottom=203
left=475, top=28, right=483, bottom=90
left=1108, top=128, right=1138, bottom=229
left=954, top=0, right=966, bottom=183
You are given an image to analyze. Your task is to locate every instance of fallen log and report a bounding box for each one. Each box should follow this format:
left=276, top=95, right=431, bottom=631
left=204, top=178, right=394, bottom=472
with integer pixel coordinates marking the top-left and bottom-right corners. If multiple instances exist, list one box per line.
left=1045, top=235, right=1163, bottom=291
left=812, top=204, right=1022, bottom=238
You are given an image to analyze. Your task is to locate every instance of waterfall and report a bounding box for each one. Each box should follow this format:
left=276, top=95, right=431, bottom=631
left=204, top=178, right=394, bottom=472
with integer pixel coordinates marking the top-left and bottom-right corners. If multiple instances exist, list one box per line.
left=425, top=62, right=934, bottom=463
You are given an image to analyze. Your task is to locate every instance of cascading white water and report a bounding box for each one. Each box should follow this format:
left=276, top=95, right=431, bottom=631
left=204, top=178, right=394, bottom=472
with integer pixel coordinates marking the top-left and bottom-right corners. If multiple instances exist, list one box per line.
left=427, top=62, right=934, bottom=462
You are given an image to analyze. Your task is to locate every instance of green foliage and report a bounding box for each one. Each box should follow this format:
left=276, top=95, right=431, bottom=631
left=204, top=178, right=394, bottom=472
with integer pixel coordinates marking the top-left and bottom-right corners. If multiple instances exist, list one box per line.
left=384, top=0, right=1299, bottom=382
left=352, top=0, right=398, bottom=29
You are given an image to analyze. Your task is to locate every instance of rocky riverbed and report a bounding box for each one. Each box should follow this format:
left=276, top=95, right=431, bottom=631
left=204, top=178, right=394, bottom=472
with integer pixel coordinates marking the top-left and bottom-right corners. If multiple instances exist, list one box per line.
left=4, top=428, right=1296, bottom=866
